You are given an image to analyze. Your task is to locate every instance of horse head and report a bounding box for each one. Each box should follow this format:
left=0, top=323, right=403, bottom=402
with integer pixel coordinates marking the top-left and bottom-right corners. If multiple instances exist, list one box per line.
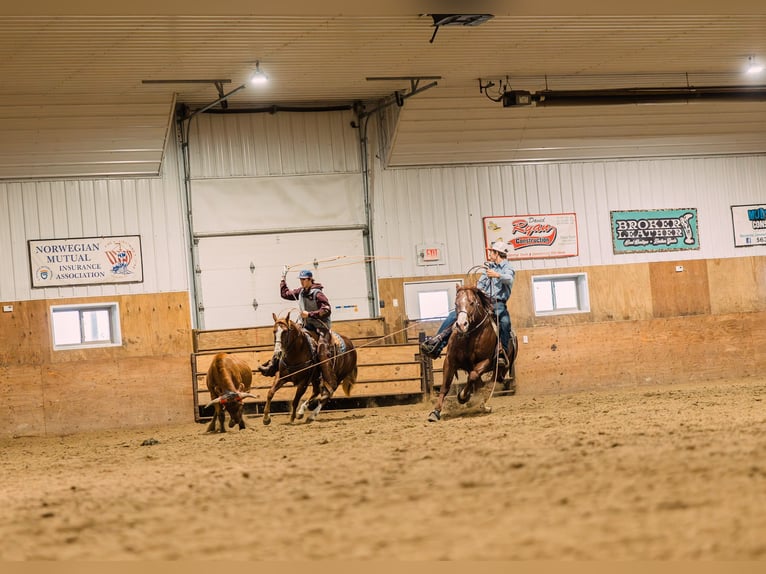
left=454, top=286, right=491, bottom=334
left=272, top=310, right=308, bottom=355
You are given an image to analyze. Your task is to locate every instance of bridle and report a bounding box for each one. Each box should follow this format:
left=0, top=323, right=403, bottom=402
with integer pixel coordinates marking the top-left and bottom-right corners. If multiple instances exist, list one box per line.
left=274, top=319, right=315, bottom=374
left=454, top=288, right=491, bottom=336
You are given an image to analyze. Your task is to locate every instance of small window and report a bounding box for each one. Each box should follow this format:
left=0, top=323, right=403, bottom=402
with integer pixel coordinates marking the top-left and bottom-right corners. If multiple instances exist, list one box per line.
left=51, top=303, right=122, bottom=350
left=403, top=279, right=463, bottom=320
left=533, top=273, right=590, bottom=315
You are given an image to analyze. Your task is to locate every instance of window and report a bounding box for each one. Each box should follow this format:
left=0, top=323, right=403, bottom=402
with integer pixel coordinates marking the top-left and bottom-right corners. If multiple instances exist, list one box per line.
left=532, top=273, right=590, bottom=315
left=50, top=303, right=122, bottom=350
left=403, top=279, right=463, bottom=320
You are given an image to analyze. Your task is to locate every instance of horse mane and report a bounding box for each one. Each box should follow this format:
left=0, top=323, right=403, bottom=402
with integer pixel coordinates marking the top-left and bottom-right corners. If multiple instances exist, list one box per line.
left=459, top=285, right=492, bottom=310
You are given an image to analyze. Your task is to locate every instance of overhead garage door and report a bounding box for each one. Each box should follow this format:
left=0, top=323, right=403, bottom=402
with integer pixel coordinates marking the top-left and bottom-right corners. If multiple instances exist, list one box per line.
left=197, top=229, right=369, bottom=330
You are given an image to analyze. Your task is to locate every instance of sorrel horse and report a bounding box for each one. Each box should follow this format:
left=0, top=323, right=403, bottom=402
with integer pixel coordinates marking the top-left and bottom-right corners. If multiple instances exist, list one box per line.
left=262, top=312, right=358, bottom=425
left=428, top=286, right=517, bottom=422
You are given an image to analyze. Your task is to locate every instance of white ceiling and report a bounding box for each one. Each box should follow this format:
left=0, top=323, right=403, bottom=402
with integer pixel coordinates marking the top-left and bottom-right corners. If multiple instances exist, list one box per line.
left=1, top=1, right=766, bottom=176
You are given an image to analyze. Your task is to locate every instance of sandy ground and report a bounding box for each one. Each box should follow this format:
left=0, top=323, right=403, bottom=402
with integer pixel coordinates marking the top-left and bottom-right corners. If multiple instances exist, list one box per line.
left=1, top=377, right=765, bottom=561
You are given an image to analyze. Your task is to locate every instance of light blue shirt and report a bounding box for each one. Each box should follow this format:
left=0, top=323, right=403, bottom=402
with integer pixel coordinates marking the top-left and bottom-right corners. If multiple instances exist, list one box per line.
left=477, top=259, right=515, bottom=303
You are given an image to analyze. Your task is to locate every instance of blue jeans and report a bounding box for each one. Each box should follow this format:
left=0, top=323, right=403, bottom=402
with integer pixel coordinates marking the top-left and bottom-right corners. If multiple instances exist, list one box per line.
left=432, top=303, right=510, bottom=354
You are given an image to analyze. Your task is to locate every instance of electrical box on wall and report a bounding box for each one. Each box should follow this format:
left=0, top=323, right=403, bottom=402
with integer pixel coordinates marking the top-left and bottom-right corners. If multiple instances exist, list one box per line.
left=416, top=243, right=445, bottom=266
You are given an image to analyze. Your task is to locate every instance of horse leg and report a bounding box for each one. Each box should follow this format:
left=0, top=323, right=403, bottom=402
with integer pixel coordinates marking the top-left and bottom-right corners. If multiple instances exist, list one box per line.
left=262, top=376, right=286, bottom=426
left=290, top=380, right=311, bottom=423
left=307, top=380, right=335, bottom=422
left=306, top=345, right=336, bottom=423
left=429, top=359, right=455, bottom=422
left=458, top=369, right=481, bottom=405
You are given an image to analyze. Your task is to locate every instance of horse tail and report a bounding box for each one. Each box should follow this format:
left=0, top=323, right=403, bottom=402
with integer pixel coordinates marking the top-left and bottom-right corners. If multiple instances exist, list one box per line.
left=341, top=346, right=358, bottom=396
left=341, top=364, right=358, bottom=396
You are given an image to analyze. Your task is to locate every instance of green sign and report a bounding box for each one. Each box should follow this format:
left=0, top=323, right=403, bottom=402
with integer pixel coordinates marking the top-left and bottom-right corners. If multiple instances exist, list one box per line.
left=611, top=209, right=699, bottom=254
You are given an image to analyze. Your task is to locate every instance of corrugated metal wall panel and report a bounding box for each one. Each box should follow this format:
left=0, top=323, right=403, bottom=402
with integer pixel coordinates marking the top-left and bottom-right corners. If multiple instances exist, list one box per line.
left=0, top=98, right=175, bottom=180
left=0, top=135, right=189, bottom=302
left=372, top=155, right=766, bottom=279
left=189, top=111, right=360, bottom=178
left=390, top=89, right=766, bottom=166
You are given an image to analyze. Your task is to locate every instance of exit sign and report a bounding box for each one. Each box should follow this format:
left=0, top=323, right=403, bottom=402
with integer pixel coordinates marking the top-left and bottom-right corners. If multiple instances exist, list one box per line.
left=416, top=243, right=445, bottom=266
left=423, top=247, right=440, bottom=261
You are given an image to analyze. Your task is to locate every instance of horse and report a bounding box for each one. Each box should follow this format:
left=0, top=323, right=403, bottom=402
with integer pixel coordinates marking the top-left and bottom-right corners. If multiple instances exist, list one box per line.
left=261, top=312, right=358, bottom=425
left=428, top=285, right=518, bottom=422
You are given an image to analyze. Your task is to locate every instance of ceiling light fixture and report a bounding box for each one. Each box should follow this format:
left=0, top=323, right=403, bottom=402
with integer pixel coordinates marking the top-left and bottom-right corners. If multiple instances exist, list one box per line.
left=250, top=61, right=269, bottom=85
left=746, top=56, right=764, bottom=75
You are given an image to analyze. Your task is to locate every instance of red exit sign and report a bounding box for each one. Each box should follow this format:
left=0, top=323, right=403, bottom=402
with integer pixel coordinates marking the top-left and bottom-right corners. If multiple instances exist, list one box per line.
left=423, top=247, right=440, bottom=261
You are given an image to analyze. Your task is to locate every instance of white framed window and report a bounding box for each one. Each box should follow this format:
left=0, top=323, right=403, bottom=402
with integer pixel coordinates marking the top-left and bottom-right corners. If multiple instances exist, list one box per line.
left=403, top=279, right=464, bottom=320
left=50, top=303, right=122, bottom=350
left=533, top=273, right=590, bottom=315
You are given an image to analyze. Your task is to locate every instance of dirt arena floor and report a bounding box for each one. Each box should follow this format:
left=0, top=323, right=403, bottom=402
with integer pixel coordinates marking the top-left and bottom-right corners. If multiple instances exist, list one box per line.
left=1, top=377, right=765, bottom=561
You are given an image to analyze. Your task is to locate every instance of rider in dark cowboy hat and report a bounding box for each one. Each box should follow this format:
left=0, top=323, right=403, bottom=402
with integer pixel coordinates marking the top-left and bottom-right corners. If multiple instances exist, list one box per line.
left=258, top=268, right=333, bottom=377
left=420, top=240, right=515, bottom=365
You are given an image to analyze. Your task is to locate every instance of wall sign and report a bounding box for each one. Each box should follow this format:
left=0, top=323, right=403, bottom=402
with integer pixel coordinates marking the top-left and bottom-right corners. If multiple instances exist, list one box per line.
left=610, top=208, right=699, bottom=254
left=731, top=204, right=766, bottom=247
left=29, top=235, right=144, bottom=288
left=483, top=213, right=579, bottom=260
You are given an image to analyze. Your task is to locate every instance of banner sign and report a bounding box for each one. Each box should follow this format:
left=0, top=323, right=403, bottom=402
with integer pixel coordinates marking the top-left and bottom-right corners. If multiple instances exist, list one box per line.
left=610, top=208, right=699, bottom=254
left=483, top=213, right=579, bottom=260
left=29, top=235, right=144, bottom=288
left=731, top=204, right=766, bottom=247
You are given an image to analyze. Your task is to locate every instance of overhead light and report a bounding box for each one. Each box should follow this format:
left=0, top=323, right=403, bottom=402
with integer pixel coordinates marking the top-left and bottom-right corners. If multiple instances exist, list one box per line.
left=502, top=90, right=533, bottom=107
left=249, top=61, right=268, bottom=85
left=428, top=14, right=493, bottom=43
left=746, top=56, right=764, bottom=75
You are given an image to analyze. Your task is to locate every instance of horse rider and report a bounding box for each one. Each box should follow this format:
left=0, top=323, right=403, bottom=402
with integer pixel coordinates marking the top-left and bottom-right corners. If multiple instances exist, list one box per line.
left=258, top=268, right=333, bottom=377
left=419, top=240, right=515, bottom=365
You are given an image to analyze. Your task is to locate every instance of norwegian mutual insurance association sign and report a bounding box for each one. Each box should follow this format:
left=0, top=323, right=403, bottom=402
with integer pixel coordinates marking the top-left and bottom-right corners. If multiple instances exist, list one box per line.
left=29, top=235, right=144, bottom=288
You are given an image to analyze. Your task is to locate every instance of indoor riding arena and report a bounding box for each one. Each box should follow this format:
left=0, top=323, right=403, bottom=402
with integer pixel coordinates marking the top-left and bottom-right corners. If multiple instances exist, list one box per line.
left=2, top=2, right=766, bottom=562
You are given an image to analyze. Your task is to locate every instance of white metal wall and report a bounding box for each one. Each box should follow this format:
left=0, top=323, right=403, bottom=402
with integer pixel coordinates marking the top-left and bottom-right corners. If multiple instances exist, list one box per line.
left=371, top=155, right=766, bottom=279
left=0, top=136, right=189, bottom=302
left=188, top=111, right=359, bottom=177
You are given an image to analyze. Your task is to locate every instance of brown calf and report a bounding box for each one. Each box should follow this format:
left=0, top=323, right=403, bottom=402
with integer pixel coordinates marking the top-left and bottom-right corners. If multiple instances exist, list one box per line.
left=204, top=353, right=257, bottom=433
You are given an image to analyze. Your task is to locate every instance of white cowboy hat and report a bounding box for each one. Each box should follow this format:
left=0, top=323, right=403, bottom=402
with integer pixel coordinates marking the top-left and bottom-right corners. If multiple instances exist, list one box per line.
left=489, top=240, right=508, bottom=254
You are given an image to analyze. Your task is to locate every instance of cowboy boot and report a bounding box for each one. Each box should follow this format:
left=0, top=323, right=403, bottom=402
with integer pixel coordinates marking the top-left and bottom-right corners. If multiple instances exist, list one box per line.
left=257, top=354, right=279, bottom=377
left=420, top=328, right=450, bottom=359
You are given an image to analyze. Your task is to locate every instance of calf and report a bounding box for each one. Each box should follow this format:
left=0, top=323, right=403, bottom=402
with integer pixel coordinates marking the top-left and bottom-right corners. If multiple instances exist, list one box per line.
left=204, top=353, right=257, bottom=433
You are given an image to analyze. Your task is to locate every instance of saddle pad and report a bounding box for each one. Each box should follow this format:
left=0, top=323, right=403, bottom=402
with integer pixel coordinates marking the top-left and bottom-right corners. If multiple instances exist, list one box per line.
left=330, top=331, right=347, bottom=354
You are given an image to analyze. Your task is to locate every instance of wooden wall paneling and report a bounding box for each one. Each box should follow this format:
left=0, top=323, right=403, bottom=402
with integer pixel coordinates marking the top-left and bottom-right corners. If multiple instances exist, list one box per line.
left=41, top=356, right=193, bottom=436
left=587, top=263, right=653, bottom=322
left=378, top=277, right=407, bottom=343
left=650, top=259, right=711, bottom=318
left=508, top=269, right=533, bottom=329
left=0, top=300, right=46, bottom=366
left=708, top=256, right=766, bottom=314
left=0, top=364, right=46, bottom=437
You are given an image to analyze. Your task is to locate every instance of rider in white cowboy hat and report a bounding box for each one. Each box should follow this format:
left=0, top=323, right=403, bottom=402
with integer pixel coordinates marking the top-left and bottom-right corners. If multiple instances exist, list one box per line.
left=420, top=240, right=515, bottom=364
left=258, top=268, right=333, bottom=377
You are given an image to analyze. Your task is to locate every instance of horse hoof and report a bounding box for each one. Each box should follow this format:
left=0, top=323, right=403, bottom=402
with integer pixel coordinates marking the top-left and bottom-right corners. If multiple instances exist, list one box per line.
left=457, top=390, right=470, bottom=405
left=262, top=417, right=271, bottom=426
left=428, top=410, right=441, bottom=422
left=295, top=412, right=304, bottom=420
left=482, top=404, right=492, bottom=413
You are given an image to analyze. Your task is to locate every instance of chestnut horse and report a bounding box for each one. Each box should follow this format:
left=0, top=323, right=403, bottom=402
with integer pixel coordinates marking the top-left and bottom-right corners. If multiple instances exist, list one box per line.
left=262, top=312, right=358, bottom=425
left=428, top=286, right=517, bottom=422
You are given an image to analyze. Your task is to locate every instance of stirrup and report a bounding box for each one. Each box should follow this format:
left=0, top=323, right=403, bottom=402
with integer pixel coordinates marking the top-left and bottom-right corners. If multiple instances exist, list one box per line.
left=420, top=340, right=440, bottom=359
